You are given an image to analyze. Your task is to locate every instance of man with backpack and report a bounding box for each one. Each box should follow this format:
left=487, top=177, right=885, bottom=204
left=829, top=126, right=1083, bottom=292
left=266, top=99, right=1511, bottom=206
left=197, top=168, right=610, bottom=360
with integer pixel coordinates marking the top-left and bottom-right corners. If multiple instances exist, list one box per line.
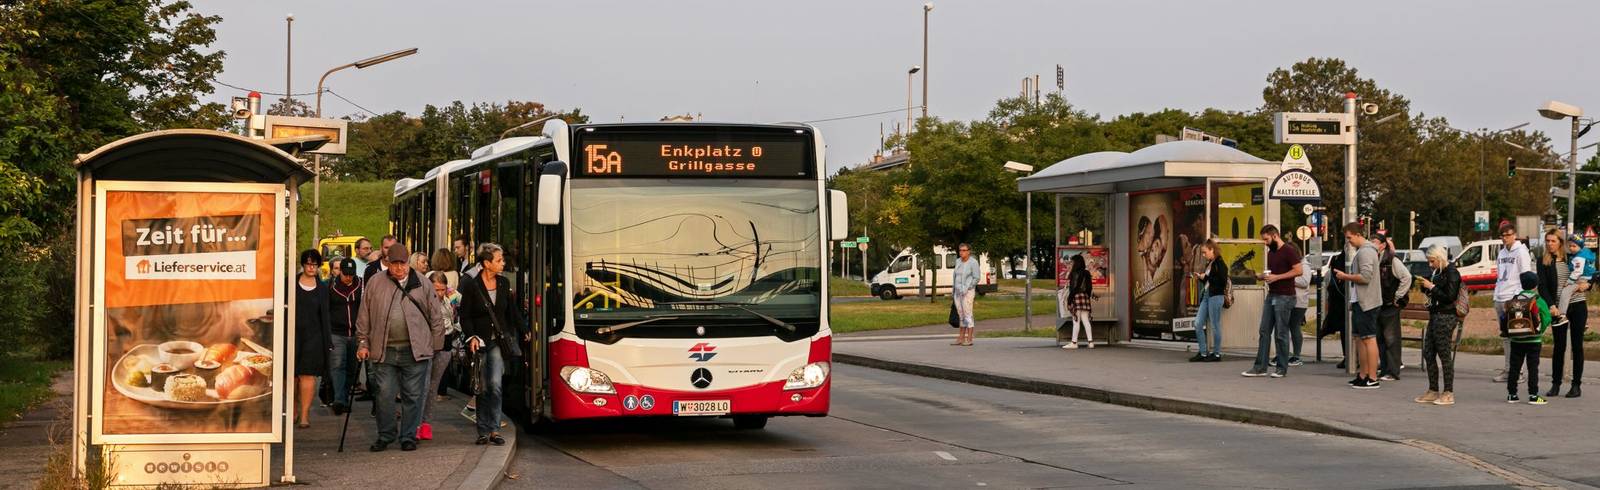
left=1493, top=224, right=1533, bottom=385
left=1502, top=271, right=1551, bottom=405
left=1376, top=235, right=1412, bottom=381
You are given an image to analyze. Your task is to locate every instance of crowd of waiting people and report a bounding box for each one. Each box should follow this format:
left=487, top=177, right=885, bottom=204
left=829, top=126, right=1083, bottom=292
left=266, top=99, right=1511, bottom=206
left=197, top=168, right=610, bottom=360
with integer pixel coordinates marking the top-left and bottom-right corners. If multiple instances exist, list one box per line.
left=293, top=235, right=526, bottom=452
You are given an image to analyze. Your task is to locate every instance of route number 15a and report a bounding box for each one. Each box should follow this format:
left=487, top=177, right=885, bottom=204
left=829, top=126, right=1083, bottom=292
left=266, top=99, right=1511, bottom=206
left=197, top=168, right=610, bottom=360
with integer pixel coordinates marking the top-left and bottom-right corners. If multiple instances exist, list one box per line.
left=585, top=144, right=622, bottom=174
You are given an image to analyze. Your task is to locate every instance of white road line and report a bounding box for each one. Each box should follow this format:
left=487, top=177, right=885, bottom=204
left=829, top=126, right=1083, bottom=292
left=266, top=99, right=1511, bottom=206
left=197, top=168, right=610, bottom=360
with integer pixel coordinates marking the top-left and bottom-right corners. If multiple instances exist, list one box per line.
left=837, top=334, right=957, bottom=342
left=934, top=451, right=957, bottom=461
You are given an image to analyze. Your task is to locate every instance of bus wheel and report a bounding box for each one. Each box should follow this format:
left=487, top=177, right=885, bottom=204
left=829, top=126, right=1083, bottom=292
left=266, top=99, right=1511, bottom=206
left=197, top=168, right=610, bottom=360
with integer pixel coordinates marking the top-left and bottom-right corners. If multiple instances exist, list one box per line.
left=878, top=287, right=898, bottom=301
left=733, top=415, right=769, bottom=430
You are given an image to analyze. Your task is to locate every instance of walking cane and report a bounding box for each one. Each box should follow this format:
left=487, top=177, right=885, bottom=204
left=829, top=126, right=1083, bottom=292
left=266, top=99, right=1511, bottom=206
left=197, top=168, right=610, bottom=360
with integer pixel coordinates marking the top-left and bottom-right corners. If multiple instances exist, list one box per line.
left=338, top=360, right=365, bottom=452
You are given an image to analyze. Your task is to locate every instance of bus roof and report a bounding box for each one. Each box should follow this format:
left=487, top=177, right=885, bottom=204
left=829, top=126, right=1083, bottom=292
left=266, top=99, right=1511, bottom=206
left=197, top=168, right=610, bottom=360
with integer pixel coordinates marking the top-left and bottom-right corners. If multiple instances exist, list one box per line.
left=571, top=121, right=814, bottom=132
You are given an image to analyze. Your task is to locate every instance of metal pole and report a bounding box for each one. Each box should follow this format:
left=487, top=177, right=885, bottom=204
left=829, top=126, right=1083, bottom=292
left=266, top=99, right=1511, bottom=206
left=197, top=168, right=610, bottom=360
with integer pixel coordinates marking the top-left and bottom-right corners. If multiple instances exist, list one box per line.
left=1024, top=190, right=1032, bottom=332
left=907, top=71, right=915, bottom=135
left=1569, top=116, right=1580, bottom=234
left=921, top=3, right=931, bottom=120
left=1344, top=93, right=1358, bottom=375
left=285, top=15, right=293, bottom=108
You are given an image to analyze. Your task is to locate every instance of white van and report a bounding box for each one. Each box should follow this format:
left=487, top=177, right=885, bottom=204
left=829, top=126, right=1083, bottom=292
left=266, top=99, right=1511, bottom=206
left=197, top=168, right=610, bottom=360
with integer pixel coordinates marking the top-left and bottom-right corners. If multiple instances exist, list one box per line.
left=1453, top=239, right=1503, bottom=293
left=870, top=246, right=997, bottom=300
left=1418, top=236, right=1463, bottom=258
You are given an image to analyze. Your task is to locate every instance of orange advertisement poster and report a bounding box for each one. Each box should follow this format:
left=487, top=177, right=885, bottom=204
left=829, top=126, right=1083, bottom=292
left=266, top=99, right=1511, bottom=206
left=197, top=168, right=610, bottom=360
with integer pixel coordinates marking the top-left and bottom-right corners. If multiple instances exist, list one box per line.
left=95, top=184, right=283, bottom=443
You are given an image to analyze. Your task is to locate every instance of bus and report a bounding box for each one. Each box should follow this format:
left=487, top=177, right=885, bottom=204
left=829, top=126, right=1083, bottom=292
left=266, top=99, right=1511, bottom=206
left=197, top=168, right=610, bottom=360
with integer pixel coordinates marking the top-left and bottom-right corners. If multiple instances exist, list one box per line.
left=390, top=121, right=847, bottom=429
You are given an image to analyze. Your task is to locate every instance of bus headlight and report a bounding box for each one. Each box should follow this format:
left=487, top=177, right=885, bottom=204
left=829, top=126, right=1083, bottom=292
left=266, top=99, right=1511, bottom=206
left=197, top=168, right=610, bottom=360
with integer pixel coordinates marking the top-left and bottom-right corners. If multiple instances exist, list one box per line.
left=560, top=366, right=617, bottom=395
left=784, top=362, right=830, bottom=390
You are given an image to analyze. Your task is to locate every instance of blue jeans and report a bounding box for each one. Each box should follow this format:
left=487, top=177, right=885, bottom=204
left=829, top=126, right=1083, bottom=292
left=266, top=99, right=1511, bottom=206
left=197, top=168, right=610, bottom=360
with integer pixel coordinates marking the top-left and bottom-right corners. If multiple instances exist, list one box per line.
left=1195, top=293, right=1224, bottom=355
left=329, top=335, right=356, bottom=406
left=373, top=346, right=430, bottom=445
left=1288, top=307, right=1306, bottom=359
left=1253, top=294, right=1294, bottom=373
left=475, top=345, right=506, bottom=436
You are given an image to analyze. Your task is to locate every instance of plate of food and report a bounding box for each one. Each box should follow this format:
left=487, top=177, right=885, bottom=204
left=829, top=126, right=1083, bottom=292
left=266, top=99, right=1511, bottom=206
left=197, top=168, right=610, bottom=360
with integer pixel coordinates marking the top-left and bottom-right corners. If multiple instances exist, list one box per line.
left=111, top=340, right=274, bottom=410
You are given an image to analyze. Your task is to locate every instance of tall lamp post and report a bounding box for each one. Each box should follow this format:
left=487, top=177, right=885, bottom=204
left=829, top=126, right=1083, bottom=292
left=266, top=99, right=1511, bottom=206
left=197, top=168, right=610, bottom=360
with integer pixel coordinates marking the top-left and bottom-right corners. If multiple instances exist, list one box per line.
left=1538, top=100, right=1586, bottom=233
left=922, top=3, right=932, bottom=119
left=285, top=14, right=294, bottom=105
left=906, top=65, right=921, bottom=134
left=1004, top=161, right=1036, bottom=332
left=312, top=47, right=419, bottom=241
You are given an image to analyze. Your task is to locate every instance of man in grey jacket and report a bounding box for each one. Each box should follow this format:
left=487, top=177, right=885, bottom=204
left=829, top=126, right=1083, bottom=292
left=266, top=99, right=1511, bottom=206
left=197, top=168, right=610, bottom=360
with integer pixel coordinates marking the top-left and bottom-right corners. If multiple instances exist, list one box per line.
left=1334, top=223, right=1383, bottom=389
left=357, top=243, right=448, bottom=452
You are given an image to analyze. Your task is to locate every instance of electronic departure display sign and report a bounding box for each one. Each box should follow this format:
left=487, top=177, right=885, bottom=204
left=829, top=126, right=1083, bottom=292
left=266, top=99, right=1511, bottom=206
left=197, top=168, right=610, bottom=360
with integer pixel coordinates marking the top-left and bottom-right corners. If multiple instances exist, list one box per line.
left=1286, top=120, right=1341, bottom=136
left=1273, top=112, right=1354, bottom=145
left=573, top=127, right=813, bottom=178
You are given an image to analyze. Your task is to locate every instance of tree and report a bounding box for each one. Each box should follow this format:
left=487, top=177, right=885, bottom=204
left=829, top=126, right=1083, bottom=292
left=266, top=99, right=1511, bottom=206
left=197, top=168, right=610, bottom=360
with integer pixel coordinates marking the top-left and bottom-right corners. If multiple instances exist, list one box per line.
left=326, top=100, right=589, bottom=181
left=266, top=96, right=314, bottom=117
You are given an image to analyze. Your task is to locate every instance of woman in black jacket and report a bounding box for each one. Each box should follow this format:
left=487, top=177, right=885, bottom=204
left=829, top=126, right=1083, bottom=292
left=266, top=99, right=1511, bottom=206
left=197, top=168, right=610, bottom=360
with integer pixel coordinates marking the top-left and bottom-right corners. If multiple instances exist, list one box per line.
left=293, top=249, right=333, bottom=428
left=1416, top=245, right=1462, bottom=406
left=1189, top=240, right=1228, bottom=361
left=457, top=243, right=527, bottom=446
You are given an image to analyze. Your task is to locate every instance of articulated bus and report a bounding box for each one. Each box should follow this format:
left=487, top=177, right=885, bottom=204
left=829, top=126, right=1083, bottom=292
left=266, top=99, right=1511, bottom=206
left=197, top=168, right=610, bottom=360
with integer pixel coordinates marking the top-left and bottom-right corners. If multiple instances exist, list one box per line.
left=390, top=121, right=848, bottom=429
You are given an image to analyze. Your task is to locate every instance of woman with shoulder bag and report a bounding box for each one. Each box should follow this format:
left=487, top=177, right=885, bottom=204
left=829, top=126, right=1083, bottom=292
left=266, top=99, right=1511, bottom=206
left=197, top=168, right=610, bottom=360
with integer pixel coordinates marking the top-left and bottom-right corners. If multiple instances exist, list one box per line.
left=1188, top=240, right=1227, bottom=361
left=1416, top=245, right=1462, bottom=406
left=458, top=243, right=528, bottom=446
left=1063, top=254, right=1096, bottom=349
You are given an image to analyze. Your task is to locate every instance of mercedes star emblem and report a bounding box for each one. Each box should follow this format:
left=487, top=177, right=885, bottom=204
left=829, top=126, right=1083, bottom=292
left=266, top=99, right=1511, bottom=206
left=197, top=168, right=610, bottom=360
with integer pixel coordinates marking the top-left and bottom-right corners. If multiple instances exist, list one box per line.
left=690, top=368, right=713, bottom=389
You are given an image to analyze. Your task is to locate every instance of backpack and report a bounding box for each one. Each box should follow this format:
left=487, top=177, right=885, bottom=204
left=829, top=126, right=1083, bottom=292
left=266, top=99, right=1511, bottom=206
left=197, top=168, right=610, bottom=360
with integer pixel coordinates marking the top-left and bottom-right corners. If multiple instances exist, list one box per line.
left=1453, top=280, right=1470, bottom=319
left=1503, top=291, right=1541, bottom=338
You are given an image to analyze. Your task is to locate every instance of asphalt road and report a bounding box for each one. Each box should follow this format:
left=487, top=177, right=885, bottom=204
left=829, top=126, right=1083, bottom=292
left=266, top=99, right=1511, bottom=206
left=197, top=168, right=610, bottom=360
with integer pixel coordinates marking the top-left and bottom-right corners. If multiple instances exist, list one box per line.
left=507, top=365, right=1510, bottom=489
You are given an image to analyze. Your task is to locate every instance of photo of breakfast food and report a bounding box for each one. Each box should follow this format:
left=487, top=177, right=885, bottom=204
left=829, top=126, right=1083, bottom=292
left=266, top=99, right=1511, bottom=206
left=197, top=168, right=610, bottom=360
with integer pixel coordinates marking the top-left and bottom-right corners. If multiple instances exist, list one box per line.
left=101, top=298, right=275, bottom=435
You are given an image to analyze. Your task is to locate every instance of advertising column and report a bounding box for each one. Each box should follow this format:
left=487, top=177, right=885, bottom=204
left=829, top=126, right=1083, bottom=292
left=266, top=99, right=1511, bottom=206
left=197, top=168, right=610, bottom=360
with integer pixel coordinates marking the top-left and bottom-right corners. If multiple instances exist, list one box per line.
left=92, top=181, right=285, bottom=487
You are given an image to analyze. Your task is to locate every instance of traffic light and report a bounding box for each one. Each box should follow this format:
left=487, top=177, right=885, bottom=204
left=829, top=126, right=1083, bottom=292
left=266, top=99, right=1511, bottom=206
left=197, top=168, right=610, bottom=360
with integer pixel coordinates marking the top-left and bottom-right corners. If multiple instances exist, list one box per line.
left=1507, top=156, right=1517, bottom=177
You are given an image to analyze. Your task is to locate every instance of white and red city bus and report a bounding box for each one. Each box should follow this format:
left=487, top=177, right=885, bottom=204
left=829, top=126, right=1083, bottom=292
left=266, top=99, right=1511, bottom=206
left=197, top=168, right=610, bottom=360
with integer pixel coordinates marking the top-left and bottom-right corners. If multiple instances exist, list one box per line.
left=391, top=121, right=846, bottom=429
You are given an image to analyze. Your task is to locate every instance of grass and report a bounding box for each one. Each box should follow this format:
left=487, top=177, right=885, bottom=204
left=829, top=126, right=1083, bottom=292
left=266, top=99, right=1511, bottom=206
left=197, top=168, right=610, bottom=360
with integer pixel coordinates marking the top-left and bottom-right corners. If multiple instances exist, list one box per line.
left=294, top=180, right=393, bottom=252
left=831, top=297, right=1056, bottom=334
left=829, top=276, right=871, bottom=297
left=0, top=358, right=68, bottom=425
left=999, top=278, right=1056, bottom=291
left=977, top=328, right=1058, bottom=338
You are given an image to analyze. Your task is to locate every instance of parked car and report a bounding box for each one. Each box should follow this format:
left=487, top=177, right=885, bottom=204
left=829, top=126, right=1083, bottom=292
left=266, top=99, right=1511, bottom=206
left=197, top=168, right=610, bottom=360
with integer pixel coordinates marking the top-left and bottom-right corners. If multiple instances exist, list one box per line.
left=1005, top=269, right=1029, bottom=280
left=1454, top=239, right=1503, bottom=292
left=1419, top=236, right=1463, bottom=258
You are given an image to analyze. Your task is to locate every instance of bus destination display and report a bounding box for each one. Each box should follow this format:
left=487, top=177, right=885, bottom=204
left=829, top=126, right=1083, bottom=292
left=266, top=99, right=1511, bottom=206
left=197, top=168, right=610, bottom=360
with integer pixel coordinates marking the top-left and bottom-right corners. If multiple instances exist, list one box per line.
left=576, top=130, right=811, bottom=178
left=1285, top=120, right=1341, bottom=136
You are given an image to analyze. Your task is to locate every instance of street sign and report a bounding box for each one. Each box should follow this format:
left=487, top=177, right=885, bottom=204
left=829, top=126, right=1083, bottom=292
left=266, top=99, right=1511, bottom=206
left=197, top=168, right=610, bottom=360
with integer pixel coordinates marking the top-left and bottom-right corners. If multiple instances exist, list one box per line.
left=263, top=115, right=348, bottom=155
left=1273, top=112, right=1354, bottom=145
left=1296, top=225, right=1313, bottom=241
left=857, top=242, right=869, bottom=251
left=1282, top=144, right=1312, bottom=172
left=1474, top=211, right=1490, bottom=232
left=839, top=240, right=855, bottom=249
left=857, top=236, right=870, bottom=243
left=1303, top=203, right=1316, bottom=216
left=1269, top=169, right=1322, bottom=203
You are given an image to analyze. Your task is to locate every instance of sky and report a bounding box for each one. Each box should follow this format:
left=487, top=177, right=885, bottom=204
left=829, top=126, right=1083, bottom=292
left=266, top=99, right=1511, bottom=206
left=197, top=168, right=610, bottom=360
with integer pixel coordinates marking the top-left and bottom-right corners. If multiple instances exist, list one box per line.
left=198, top=0, right=1600, bottom=175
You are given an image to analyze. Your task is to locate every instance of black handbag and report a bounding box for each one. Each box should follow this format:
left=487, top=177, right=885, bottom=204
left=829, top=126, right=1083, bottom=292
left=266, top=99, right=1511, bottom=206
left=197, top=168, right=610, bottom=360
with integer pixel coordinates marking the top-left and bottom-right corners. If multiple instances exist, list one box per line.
left=948, top=303, right=960, bottom=328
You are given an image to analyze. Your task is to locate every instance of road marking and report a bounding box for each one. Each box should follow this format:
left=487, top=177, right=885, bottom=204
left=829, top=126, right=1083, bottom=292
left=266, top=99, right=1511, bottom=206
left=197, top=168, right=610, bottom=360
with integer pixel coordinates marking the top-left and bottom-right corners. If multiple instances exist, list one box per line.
left=934, top=451, right=957, bottom=461
left=837, top=334, right=957, bottom=342
left=1398, top=439, right=1556, bottom=488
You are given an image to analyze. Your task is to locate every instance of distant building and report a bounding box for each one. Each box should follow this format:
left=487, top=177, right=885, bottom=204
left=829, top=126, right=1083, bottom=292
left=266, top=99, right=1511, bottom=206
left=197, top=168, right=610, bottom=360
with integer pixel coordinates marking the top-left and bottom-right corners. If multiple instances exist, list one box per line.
left=660, top=113, right=700, bottom=122
left=856, top=149, right=909, bottom=172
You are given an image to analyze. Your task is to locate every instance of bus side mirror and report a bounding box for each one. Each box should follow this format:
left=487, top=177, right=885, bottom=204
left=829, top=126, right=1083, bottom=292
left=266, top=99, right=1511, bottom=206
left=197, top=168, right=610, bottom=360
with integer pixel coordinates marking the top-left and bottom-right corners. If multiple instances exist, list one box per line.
left=829, top=189, right=849, bottom=241
left=537, top=161, right=566, bottom=225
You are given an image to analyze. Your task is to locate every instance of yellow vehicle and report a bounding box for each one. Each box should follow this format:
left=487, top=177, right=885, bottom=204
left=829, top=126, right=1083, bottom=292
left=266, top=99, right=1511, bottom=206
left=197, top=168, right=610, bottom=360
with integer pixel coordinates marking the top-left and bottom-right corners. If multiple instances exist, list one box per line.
left=316, top=235, right=366, bottom=279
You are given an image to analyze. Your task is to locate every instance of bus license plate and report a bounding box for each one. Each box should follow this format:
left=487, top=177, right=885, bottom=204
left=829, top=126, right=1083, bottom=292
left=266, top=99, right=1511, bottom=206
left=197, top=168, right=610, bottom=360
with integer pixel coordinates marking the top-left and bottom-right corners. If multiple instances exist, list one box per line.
left=673, top=400, right=731, bottom=416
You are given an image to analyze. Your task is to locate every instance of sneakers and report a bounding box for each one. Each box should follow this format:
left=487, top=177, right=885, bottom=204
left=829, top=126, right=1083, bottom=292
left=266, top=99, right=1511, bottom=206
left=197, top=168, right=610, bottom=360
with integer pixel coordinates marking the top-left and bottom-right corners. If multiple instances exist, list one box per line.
left=1349, top=376, right=1364, bottom=386
left=1378, top=374, right=1397, bottom=381
left=1352, top=378, right=1380, bottom=389
left=1493, top=371, right=1509, bottom=383
left=1063, top=343, right=1079, bottom=349
left=1087, top=342, right=1095, bottom=349
left=1189, top=354, right=1207, bottom=362
left=1241, top=369, right=1269, bottom=377
left=1528, top=395, right=1548, bottom=405
left=1206, top=353, right=1222, bottom=362
left=1506, top=394, right=1520, bottom=403
left=1432, top=392, right=1455, bottom=405
left=1288, top=358, right=1304, bottom=367
left=417, top=422, right=433, bottom=441
left=1414, top=390, right=1440, bottom=404
left=461, top=406, right=478, bottom=422
left=1566, top=384, right=1582, bottom=398
left=1269, top=371, right=1286, bottom=378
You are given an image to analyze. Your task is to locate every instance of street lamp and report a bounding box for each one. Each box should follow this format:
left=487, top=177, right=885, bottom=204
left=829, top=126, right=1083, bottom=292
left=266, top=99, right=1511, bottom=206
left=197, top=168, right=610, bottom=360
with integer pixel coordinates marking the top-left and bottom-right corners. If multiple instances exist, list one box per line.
left=1538, top=100, right=1584, bottom=233
left=906, top=65, right=921, bottom=134
left=285, top=14, right=294, bottom=106
left=312, top=47, right=419, bottom=241
left=922, top=2, right=932, bottom=120
left=1003, top=160, right=1036, bottom=332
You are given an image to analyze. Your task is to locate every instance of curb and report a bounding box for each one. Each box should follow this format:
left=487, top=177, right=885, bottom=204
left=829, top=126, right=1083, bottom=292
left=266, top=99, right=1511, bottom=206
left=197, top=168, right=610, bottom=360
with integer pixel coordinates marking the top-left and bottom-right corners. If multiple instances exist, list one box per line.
left=834, top=353, right=1401, bottom=442
left=457, top=428, right=517, bottom=490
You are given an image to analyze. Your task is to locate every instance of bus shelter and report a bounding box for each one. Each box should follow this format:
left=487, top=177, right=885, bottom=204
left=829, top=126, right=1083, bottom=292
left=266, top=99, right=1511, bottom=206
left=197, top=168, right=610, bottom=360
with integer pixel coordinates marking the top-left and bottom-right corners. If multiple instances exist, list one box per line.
left=1018, top=141, right=1283, bottom=348
left=73, top=130, right=314, bottom=487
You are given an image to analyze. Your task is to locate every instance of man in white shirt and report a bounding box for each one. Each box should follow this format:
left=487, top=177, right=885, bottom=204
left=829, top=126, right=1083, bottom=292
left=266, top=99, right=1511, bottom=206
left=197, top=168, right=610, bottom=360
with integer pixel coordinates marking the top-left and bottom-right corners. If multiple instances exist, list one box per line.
left=1493, top=224, right=1533, bottom=384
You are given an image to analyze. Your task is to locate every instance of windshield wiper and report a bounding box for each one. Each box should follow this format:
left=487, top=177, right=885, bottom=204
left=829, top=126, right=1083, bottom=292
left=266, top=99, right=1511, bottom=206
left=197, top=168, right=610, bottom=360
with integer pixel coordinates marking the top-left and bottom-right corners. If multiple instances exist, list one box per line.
left=730, top=305, right=797, bottom=333
left=596, top=316, right=680, bottom=335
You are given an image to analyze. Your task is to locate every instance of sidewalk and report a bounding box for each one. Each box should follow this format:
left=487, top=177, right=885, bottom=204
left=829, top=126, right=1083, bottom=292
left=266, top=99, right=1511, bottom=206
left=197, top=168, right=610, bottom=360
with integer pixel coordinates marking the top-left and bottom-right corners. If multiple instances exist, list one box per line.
left=0, top=372, right=71, bottom=489
left=836, top=333, right=1600, bottom=488
left=279, top=388, right=514, bottom=488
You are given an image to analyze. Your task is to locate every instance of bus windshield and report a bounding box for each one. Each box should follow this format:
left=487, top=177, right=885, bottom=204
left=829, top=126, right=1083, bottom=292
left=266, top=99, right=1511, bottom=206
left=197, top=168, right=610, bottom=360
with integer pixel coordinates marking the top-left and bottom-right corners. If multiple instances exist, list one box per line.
left=569, top=179, right=822, bottom=337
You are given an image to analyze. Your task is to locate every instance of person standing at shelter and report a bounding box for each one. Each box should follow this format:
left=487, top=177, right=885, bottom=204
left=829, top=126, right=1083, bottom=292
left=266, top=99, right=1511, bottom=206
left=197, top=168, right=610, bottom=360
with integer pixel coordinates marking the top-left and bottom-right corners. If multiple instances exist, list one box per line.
left=328, top=258, right=362, bottom=415
left=460, top=243, right=527, bottom=446
left=1189, top=240, right=1225, bottom=361
left=364, top=235, right=399, bottom=282
left=1504, top=271, right=1551, bottom=405
left=1335, top=223, right=1382, bottom=389
left=950, top=244, right=981, bottom=347
left=1287, top=254, right=1313, bottom=367
left=1321, top=253, right=1351, bottom=370
left=1376, top=236, right=1412, bottom=381
left=353, top=238, right=375, bottom=278
left=1492, top=224, right=1533, bottom=385
left=1552, top=234, right=1592, bottom=398
left=356, top=243, right=447, bottom=452
left=1416, top=245, right=1462, bottom=405
left=1243, top=225, right=1301, bottom=378
left=293, top=250, right=333, bottom=428
left=1064, top=253, right=1096, bottom=350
